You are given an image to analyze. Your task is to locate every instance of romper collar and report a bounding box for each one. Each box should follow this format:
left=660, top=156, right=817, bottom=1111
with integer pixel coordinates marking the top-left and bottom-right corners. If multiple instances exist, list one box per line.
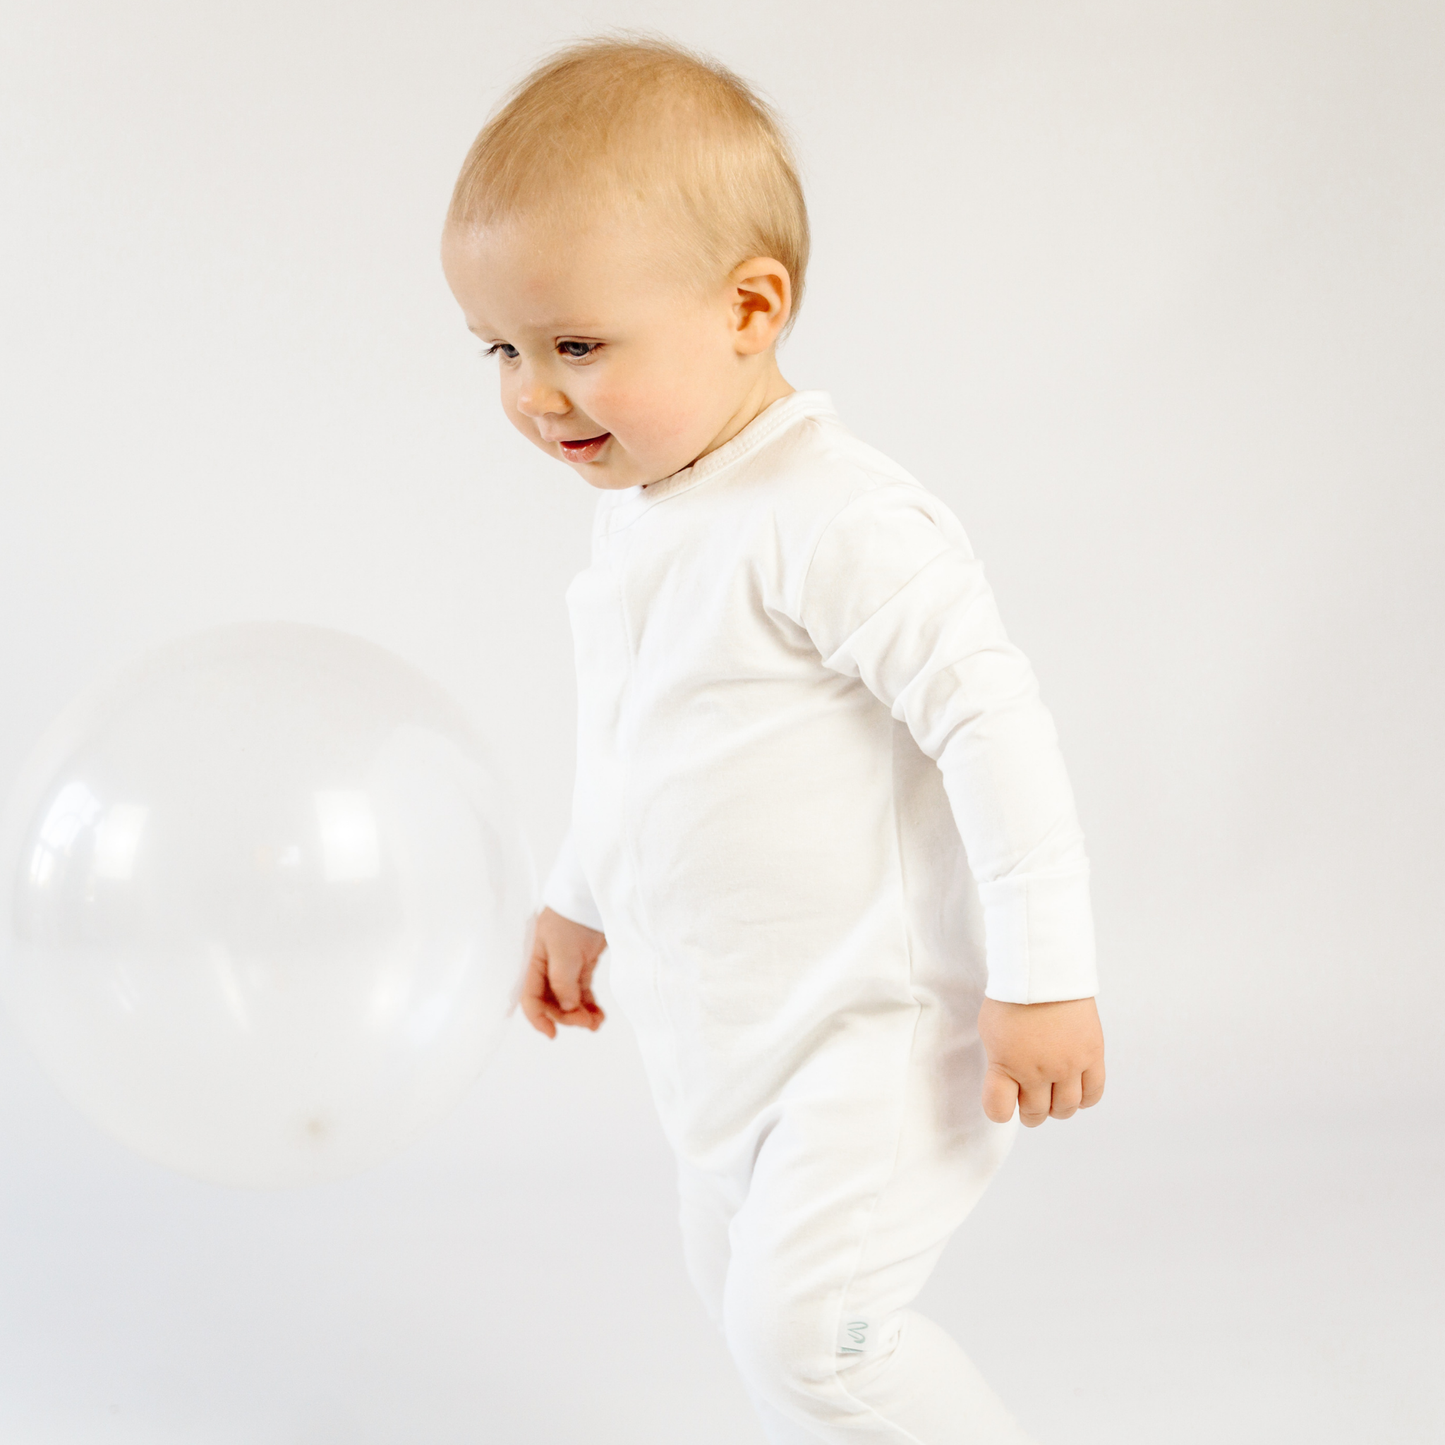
left=600, top=389, right=837, bottom=529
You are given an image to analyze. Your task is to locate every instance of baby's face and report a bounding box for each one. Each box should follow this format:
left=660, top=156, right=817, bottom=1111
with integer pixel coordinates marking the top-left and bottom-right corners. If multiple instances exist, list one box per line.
left=443, top=215, right=755, bottom=490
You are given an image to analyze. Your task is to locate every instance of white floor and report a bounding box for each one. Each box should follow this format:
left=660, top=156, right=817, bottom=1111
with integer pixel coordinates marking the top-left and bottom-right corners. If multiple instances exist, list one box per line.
left=0, top=1012, right=1439, bottom=1445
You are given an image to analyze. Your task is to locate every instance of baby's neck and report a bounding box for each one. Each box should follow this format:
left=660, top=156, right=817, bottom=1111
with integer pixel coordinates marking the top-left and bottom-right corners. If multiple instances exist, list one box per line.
left=689, top=357, right=796, bottom=470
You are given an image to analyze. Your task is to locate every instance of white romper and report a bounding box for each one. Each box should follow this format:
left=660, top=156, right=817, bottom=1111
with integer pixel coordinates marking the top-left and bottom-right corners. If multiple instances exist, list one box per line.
left=542, top=390, right=1097, bottom=1444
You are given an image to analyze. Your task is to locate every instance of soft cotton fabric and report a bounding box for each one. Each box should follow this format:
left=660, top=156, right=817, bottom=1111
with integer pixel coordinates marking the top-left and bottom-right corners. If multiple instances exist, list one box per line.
left=542, top=390, right=1094, bottom=1442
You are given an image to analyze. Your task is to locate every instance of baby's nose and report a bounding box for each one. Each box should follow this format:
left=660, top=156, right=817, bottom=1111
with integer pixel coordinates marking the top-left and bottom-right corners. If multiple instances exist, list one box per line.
left=515, top=376, right=570, bottom=418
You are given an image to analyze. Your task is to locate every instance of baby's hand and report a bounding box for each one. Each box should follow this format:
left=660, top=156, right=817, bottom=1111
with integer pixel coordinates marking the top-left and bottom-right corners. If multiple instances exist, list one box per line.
left=520, top=906, right=608, bottom=1038
left=977, top=997, right=1105, bottom=1127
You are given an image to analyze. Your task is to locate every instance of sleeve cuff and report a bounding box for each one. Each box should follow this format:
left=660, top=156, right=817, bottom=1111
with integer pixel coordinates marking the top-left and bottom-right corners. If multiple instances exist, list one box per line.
left=539, top=833, right=606, bottom=934
left=979, top=867, right=1098, bottom=1004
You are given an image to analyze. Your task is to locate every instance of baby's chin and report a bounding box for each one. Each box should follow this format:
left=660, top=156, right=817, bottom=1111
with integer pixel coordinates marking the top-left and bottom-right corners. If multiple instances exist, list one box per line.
left=554, top=438, right=680, bottom=491
left=535, top=424, right=701, bottom=490
left=563, top=445, right=648, bottom=491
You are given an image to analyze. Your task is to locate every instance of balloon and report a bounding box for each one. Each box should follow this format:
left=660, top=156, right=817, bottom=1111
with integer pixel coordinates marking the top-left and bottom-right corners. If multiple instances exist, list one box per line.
left=0, top=623, right=533, bottom=1188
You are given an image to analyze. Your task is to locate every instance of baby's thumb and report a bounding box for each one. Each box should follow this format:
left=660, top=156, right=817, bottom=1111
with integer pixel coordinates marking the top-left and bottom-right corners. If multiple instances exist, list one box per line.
left=981, top=1065, right=1019, bottom=1124
left=551, top=956, right=584, bottom=1013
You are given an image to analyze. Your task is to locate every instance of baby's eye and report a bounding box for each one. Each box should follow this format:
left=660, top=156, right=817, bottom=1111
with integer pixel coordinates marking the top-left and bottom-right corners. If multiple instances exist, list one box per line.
left=557, top=341, right=602, bottom=360
left=483, top=343, right=519, bottom=361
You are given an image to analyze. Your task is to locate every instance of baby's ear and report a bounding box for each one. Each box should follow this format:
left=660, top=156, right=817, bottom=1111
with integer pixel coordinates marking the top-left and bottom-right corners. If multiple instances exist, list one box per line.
left=729, top=255, right=791, bottom=349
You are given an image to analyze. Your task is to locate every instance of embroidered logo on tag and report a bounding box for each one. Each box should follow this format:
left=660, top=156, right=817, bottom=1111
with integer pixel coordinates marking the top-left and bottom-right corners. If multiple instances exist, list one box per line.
left=837, top=1317, right=872, bottom=1355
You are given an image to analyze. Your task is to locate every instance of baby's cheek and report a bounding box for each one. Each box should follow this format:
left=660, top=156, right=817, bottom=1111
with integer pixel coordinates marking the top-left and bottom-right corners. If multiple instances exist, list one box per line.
left=598, top=387, right=672, bottom=450
left=614, top=379, right=706, bottom=454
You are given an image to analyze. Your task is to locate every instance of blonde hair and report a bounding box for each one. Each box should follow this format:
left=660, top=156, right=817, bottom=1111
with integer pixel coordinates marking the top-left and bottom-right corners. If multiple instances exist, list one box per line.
left=446, top=31, right=810, bottom=340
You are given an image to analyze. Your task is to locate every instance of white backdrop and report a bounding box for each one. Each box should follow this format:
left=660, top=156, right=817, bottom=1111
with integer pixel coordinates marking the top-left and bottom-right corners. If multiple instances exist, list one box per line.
left=1, top=3, right=1441, bottom=1442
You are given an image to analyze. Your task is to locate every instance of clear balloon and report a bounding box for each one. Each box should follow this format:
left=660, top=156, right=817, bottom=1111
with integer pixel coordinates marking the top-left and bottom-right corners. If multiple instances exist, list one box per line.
left=0, top=623, right=534, bottom=1188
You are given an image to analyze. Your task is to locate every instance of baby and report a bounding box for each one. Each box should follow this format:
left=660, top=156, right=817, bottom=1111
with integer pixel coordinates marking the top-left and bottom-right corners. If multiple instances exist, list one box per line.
left=441, top=34, right=1105, bottom=1445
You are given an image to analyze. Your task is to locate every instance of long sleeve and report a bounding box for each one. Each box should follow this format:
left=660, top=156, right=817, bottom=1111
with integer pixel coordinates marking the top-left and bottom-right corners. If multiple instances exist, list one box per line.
left=797, top=480, right=1097, bottom=1004
left=540, top=828, right=606, bottom=934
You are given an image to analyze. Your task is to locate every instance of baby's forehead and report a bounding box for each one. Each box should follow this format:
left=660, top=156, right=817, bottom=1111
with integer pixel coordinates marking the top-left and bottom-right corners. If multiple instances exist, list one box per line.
left=452, top=209, right=703, bottom=322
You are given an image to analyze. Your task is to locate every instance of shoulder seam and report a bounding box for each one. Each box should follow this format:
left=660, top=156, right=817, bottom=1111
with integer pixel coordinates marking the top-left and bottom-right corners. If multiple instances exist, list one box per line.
left=791, top=464, right=936, bottom=622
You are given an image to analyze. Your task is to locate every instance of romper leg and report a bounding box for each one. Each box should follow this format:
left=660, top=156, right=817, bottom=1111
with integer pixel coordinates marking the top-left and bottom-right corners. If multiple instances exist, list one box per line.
left=676, top=1155, right=744, bottom=1328
left=719, top=1030, right=1036, bottom=1444
left=746, top=1319, right=1035, bottom=1445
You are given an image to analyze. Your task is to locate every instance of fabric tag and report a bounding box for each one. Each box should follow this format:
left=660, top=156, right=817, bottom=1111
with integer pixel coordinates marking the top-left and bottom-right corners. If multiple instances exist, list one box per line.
left=836, top=1317, right=873, bottom=1355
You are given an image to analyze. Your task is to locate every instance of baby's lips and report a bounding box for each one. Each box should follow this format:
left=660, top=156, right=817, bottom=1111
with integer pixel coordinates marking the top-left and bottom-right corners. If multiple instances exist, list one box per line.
left=558, top=433, right=611, bottom=461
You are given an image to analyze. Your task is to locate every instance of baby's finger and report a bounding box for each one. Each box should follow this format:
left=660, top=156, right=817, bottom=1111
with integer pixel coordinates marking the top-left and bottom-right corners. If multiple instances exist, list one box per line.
left=520, top=990, right=558, bottom=1039
left=1080, top=1062, right=1106, bottom=1108
left=509, top=911, right=540, bottom=1012
left=576, top=994, right=606, bottom=1028
left=1017, top=1081, right=1052, bottom=1128
left=1050, top=1076, right=1083, bottom=1120
left=981, top=1066, right=1019, bottom=1123
left=517, top=953, right=559, bottom=1038
left=556, top=1003, right=605, bottom=1031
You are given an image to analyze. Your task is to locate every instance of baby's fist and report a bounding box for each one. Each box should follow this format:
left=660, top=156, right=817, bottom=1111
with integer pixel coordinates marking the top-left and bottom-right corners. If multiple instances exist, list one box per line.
left=520, top=906, right=607, bottom=1038
left=978, top=996, right=1105, bottom=1127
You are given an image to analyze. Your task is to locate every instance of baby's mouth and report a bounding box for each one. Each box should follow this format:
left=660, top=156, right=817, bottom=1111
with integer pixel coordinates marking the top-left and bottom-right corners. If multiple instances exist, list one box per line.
left=558, top=433, right=610, bottom=461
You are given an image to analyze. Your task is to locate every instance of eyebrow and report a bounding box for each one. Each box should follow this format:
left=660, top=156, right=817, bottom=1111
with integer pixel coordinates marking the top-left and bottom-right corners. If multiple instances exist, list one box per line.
left=467, top=321, right=606, bottom=338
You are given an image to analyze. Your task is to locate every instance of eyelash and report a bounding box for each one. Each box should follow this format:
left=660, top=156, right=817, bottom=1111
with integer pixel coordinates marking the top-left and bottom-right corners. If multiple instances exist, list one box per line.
left=482, top=341, right=601, bottom=362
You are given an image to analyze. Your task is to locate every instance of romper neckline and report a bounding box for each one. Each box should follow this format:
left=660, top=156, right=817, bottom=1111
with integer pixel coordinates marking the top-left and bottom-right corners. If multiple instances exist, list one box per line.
left=599, top=390, right=837, bottom=532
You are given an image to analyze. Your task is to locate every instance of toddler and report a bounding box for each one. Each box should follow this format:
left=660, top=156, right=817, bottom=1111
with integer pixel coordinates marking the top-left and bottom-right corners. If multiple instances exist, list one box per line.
left=442, top=33, right=1104, bottom=1445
